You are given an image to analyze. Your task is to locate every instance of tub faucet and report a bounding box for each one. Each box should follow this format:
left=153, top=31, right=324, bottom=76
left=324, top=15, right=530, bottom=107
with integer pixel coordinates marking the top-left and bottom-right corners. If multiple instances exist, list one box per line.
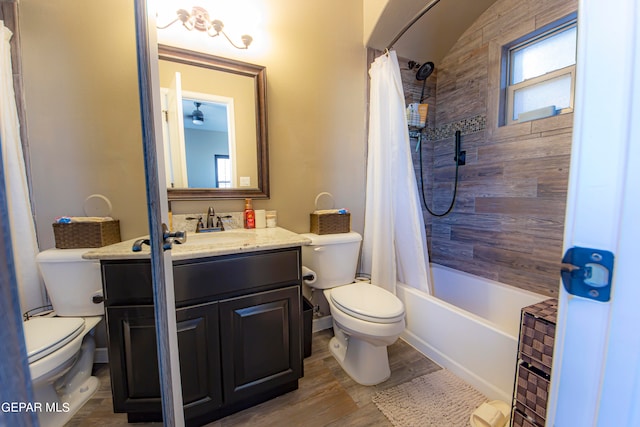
left=206, top=206, right=215, bottom=228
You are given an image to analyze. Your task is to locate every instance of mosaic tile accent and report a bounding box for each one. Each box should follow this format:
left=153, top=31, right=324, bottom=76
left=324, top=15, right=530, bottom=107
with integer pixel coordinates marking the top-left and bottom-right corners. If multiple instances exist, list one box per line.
left=410, top=114, right=486, bottom=141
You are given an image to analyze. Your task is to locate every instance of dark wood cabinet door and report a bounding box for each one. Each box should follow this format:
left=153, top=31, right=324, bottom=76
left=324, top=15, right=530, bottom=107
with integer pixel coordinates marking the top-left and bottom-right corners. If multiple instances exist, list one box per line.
left=106, top=302, right=222, bottom=418
left=219, top=285, right=302, bottom=404
left=177, top=302, right=223, bottom=418
left=107, top=306, right=158, bottom=413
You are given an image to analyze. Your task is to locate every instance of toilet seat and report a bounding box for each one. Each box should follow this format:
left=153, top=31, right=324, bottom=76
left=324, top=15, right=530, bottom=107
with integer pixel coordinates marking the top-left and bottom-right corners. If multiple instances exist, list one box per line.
left=24, top=317, right=85, bottom=364
left=330, top=283, right=405, bottom=324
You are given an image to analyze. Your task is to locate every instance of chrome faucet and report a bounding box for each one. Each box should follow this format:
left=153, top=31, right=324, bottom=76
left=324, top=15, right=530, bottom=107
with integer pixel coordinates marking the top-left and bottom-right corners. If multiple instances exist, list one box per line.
left=189, top=206, right=226, bottom=233
left=206, top=206, right=215, bottom=228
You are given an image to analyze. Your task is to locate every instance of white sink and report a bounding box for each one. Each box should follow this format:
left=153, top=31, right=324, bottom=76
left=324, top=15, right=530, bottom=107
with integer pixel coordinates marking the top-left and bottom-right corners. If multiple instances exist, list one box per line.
left=180, top=230, right=254, bottom=246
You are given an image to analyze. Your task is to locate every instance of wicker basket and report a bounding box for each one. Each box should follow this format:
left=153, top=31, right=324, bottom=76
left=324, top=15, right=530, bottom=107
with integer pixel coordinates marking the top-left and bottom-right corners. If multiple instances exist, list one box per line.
left=512, top=409, right=538, bottom=427
left=515, top=363, right=550, bottom=426
left=53, top=220, right=121, bottom=249
left=519, top=298, right=557, bottom=375
left=310, top=213, right=350, bottom=235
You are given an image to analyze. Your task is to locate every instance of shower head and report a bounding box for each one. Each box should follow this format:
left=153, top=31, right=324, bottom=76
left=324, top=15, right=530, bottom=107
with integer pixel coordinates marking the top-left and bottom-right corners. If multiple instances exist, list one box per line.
left=416, top=61, right=434, bottom=81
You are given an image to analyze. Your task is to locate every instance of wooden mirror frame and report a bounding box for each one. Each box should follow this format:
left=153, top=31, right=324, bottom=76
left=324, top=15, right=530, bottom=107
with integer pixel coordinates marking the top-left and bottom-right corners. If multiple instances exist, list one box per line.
left=159, top=44, right=269, bottom=200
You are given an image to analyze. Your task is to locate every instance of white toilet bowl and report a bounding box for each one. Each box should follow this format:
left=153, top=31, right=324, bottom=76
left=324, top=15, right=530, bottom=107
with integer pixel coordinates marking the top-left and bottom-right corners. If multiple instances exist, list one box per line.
left=324, top=283, right=405, bottom=385
left=25, top=316, right=102, bottom=427
left=301, top=232, right=406, bottom=386
left=23, top=317, right=102, bottom=426
left=302, top=232, right=405, bottom=385
left=23, top=248, right=105, bottom=427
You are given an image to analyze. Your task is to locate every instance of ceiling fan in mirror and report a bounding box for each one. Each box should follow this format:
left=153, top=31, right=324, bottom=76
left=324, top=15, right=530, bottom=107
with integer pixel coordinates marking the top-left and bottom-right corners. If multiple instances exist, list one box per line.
left=190, top=102, right=204, bottom=125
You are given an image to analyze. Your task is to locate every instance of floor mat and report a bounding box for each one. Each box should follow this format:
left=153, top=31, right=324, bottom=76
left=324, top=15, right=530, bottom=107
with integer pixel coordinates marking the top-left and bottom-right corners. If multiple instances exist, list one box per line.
left=372, top=369, right=488, bottom=427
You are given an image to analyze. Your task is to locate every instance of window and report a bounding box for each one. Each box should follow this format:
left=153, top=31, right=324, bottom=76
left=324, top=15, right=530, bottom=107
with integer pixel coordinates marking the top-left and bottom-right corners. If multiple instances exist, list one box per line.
left=215, top=155, right=231, bottom=188
left=503, top=15, right=577, bottom=125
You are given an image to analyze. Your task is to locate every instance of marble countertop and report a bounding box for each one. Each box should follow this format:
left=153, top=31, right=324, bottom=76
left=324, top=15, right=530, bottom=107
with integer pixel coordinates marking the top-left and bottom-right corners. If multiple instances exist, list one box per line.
left=83, top=227, right=311, bottom=261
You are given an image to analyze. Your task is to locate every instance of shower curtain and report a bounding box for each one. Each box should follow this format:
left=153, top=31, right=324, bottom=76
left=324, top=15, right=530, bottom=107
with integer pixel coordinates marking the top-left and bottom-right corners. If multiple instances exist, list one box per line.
left=1, top=21, right=45, bottom=314
left=361, top=50, right=431, bottom=294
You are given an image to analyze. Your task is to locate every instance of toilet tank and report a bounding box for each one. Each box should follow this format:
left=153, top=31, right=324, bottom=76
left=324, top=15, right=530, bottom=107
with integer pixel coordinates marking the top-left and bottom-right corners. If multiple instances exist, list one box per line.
left=301, top=232, right=362, bottom=289
left=36, top=248, right=104, bottom=316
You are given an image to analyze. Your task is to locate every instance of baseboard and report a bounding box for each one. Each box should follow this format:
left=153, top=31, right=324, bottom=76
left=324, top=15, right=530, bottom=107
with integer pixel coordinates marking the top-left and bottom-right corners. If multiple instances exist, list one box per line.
left=94, top=347, right=109, bottom=364
left=312, top=315, right=333, bottom=332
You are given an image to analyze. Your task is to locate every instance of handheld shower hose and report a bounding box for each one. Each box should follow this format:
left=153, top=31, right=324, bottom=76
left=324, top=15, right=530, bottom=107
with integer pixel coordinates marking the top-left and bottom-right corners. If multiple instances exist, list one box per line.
left=418, top=130, right=462, bottom=217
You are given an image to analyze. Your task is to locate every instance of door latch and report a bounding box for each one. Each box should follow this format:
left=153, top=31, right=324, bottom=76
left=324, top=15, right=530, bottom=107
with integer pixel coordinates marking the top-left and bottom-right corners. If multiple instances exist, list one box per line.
left=131, top=224, right=187, bottom=252
left=561, top=246, right=614, bottom=302
left=162, top=223, right=187, bottom=251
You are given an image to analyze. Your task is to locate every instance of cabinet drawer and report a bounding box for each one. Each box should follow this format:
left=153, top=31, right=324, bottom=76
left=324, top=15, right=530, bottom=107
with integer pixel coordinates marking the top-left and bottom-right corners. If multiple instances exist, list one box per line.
left=102, top=260, right=154, bottom=305
left=102, top=248, right=301, bottom=306
left=174, top=248, right=301, bottom=304
left=514, top=363, right=550, bottom=427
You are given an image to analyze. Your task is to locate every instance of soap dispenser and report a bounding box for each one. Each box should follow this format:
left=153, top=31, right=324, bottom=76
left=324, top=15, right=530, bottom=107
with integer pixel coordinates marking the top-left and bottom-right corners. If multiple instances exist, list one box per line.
left=244, top=198, right=255, bottom=229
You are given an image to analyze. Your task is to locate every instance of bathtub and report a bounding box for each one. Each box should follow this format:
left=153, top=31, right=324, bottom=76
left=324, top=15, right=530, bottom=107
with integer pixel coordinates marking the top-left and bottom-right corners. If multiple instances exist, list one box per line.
left=396, top=264, right=548, bottom=402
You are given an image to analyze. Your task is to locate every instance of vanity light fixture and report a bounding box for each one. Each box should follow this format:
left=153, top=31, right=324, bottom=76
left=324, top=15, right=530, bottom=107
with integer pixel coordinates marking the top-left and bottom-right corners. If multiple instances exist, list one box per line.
left=157, top=6, right=253, bottom=50
left=192, top=102, right=204, bottom=125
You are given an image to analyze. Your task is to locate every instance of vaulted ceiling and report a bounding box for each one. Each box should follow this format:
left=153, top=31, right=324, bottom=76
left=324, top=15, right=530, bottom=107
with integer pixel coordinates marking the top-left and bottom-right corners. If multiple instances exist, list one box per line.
left=365, top=0, right=498, bottom=65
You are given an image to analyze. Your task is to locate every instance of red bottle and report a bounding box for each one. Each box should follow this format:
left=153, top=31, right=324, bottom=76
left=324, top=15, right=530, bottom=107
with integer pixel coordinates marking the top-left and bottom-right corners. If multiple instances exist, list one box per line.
left=244, top=198, right=255, bottom=229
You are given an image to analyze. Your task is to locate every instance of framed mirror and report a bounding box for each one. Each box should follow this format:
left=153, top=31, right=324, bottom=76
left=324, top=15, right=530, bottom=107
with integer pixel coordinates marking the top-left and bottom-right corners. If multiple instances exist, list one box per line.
left=158, top=44, right=269, bottom=200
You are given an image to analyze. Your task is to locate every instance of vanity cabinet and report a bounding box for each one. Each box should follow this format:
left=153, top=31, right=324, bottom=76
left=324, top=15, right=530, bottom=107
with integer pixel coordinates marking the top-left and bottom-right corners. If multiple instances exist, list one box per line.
left=101, top=247, right=303, bottom=425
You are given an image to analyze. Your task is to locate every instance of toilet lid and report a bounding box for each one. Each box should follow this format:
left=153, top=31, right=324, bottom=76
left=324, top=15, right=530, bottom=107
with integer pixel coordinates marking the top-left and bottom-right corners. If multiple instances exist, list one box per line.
left=330, top=283, right=404, bottom=324
left=23, top=317, right=85, bottom=364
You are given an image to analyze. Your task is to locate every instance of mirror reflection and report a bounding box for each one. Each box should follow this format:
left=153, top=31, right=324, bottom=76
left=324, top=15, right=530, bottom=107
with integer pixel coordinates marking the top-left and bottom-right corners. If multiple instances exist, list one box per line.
left=157, top=45, right=269, bottom=200
left=181, top=99, right=232, bottom=188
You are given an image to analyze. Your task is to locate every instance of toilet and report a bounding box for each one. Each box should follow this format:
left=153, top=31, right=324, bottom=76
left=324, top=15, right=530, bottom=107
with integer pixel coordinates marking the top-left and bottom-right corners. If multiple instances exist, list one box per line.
left=301, top=232, right=405, bottom=385
left=24, top=248, right=104, bottom=427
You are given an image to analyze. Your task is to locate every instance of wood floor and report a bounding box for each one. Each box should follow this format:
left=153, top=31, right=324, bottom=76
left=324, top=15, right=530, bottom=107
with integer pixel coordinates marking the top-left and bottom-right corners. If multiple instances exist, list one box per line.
left=67, top=329, right=441, bottom=426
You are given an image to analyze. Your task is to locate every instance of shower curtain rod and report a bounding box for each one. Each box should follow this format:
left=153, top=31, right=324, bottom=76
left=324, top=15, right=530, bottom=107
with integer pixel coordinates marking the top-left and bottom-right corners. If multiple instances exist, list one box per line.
left=386, top=0, right=442, bottom=50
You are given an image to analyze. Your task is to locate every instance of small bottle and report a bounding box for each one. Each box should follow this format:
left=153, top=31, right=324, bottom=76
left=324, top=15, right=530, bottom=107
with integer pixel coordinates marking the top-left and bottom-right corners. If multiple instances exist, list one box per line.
left=244, top=198, right=255, bottom=229
left=266, top=211, right=277, bottom=228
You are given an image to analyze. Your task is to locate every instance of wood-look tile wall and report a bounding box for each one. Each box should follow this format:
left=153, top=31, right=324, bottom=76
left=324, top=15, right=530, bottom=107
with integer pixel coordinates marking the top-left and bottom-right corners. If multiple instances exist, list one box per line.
left=403, top=0, right=578, bottom=297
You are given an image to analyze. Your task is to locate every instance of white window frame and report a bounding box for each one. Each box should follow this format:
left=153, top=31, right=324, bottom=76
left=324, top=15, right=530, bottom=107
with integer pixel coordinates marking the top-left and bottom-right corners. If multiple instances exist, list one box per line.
left=503, top=15, right=578, bottom=126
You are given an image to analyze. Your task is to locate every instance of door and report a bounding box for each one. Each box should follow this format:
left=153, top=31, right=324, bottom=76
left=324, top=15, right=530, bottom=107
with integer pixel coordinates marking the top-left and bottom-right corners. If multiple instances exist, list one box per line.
left=106, top=303, right=222, bottom=418
left=219, top=286, right=302, bottom=404
left=548, top=0, right=640, bottom=425
left=177, top=303, right=223, bottom=418
left=133, top=1, right=184, bottom=425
